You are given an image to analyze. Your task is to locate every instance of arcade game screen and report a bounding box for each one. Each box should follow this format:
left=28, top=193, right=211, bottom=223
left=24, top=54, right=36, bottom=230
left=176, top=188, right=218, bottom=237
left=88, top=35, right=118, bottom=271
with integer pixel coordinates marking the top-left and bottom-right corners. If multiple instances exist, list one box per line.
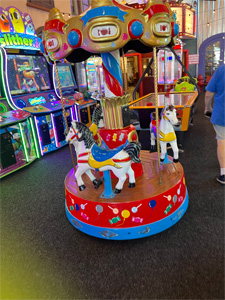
left=54, top=64, right=77, bottom=89
left=7, top=55, right=51, bottom=95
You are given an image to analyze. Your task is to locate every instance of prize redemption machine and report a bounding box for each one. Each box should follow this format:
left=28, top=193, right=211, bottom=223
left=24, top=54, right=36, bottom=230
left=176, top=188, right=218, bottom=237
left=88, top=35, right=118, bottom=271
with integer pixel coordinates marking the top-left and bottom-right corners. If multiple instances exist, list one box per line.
left=0, top=7, right=77, bottom=156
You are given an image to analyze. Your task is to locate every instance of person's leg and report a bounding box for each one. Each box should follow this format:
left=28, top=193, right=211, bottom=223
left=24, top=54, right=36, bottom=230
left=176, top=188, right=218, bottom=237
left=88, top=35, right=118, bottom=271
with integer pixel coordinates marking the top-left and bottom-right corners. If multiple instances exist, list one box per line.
left=217, top=139, right=225, bottom=173
left=213, top=124, right=225, bottom=184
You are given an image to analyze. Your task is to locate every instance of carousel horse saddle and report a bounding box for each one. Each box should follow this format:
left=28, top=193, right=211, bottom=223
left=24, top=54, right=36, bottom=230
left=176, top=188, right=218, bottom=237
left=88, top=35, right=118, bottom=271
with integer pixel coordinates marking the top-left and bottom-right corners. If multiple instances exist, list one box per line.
left=159, top=131, right=176, bottom=142
left=91, top=143, right=124, bottom=162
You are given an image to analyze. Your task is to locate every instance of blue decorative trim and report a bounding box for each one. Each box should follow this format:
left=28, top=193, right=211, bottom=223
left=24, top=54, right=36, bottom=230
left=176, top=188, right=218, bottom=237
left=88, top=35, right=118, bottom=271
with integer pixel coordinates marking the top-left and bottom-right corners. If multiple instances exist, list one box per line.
left=65, top=188, right=189, bottom=240
left=81, top=6, right=128, bottom=26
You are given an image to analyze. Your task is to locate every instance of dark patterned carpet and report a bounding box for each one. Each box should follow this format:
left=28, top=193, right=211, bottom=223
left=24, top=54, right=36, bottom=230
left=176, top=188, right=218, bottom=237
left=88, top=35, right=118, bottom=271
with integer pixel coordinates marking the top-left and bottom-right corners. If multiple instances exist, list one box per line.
left=1, top=93, right=224, bottom=300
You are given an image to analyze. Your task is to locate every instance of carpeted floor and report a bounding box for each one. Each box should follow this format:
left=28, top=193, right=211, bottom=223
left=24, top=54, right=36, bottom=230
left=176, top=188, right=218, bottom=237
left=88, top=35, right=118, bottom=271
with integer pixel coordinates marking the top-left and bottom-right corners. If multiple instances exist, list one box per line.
left=1, top=93, right=224, bottom=300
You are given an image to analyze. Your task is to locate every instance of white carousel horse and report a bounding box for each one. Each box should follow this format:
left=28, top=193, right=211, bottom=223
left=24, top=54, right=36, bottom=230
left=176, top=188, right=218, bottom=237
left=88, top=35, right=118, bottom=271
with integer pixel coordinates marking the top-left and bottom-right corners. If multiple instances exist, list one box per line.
left=66, top=121, right=141, bottom=193
left=150, top=105, right=179, bottom=163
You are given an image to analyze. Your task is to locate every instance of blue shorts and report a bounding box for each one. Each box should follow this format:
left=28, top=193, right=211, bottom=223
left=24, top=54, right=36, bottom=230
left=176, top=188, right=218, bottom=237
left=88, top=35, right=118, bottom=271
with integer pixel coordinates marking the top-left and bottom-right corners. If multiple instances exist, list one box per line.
left=213, top=124, right=225, bottom=140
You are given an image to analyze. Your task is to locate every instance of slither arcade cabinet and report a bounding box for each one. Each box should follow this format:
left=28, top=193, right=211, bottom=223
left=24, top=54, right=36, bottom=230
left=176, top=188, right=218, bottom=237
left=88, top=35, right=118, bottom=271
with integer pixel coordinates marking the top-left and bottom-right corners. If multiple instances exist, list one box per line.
left=0, top=7, right=39, bottom=178
left=0, top=6, right=76, bottom=155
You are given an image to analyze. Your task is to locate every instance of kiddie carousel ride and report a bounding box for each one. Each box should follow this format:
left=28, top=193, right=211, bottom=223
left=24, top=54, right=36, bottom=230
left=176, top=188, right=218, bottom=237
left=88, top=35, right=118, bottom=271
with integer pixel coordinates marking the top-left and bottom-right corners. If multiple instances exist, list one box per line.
left=41, top=0, right=189, bottom=240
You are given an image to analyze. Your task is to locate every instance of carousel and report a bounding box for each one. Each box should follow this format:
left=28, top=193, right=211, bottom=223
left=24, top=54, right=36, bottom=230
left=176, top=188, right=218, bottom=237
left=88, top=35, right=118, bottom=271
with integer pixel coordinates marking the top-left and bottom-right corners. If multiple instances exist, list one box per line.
left=41, top=0, right=188, bottom=240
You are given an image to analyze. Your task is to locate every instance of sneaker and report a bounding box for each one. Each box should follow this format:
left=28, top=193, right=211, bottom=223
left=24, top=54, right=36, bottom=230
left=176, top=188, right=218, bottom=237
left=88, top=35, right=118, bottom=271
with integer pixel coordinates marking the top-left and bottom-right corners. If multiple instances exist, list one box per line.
left=204, top=111, right=212, bottom=118
left=216, top=175, right=225, bottom=184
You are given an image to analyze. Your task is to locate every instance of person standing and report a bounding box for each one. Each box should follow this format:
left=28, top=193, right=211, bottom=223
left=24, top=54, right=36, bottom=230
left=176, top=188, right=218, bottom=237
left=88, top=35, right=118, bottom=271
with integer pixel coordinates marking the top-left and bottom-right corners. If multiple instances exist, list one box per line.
left=204, top=64, right=225, bottom=184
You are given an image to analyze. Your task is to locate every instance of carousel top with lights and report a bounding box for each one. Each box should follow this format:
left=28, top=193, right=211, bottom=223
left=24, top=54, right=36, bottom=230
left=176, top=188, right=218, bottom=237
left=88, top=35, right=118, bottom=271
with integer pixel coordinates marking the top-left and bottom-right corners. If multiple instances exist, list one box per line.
left=41, top=0, right=179, bottom=62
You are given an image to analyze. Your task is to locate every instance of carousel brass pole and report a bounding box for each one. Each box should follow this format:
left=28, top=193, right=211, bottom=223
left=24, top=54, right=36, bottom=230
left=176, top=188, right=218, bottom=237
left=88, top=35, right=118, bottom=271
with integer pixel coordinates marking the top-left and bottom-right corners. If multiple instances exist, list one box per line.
left=122, top=48, right=127, bottom=95
left=54, top=61, right=76, bottom=173
left=153, top=47, right=162, bottom=185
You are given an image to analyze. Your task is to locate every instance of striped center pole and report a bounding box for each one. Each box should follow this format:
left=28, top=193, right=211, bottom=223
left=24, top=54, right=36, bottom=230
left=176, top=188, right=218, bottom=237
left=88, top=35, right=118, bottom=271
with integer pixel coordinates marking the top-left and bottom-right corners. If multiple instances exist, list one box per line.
left=101, top=50, right=124, bottom=98
left=100, top=49, right=124, bottom=198
left=101, top=50, right=124, bottom=129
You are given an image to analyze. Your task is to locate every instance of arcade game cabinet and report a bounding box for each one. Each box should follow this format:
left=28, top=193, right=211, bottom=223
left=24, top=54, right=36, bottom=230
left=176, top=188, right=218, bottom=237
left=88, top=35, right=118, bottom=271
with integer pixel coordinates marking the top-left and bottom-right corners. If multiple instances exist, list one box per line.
left=0, top=6, right=77, bottom=156
left=0, top=7, right=39, bottom=177
left=54, top=61, right=98, bottom=127
left=73, top=59, right=100, bottom=127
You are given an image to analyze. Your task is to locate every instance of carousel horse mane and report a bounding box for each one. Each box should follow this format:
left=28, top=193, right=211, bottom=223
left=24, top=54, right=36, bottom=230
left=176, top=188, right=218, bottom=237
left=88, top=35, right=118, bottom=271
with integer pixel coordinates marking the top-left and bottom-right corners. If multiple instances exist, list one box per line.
left=165, top=105, right=175, bottom=112
left=92, top=104, right=103, bottom=126
left=74, top=121, right=95, bottom=149
left=124, top=142, right=141, bottom=163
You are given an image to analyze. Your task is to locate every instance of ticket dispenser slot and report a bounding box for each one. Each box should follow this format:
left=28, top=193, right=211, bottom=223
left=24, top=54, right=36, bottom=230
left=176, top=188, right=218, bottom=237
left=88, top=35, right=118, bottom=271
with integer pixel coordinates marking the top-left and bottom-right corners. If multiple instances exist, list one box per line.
left=54, top=115, right=65, bottom=142
left=80, top=108, right=89, bottom=124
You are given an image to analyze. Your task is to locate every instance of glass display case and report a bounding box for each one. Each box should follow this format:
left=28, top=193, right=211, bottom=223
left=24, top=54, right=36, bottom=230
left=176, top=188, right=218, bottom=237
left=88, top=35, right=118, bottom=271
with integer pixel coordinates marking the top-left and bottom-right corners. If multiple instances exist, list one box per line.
left=205, top=41, right=221, bottom=77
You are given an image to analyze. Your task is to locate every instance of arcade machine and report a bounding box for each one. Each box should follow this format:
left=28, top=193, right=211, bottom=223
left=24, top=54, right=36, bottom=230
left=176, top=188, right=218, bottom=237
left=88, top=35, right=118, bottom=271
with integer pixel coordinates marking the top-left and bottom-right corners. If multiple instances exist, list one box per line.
left=86, top=56, right=105, bottom=95
left=0, top=107, right=38, bottom=179
left=42, top=0, right=189, bottom=240
left=74, top=61, right=88, bottom=93
left=0, top=7, right=39, bottom=177
left=0, top=6, right=77, bottom=156
left=72, top=57, right=102, bottom=127
left=54, top=60, right=98, bottom=127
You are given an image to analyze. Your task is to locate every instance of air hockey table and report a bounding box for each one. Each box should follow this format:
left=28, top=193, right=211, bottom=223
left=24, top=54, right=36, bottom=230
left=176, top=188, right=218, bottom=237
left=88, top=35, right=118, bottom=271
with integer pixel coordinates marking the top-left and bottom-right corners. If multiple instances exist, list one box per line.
left=129, top=91, right=198, bottom=147
left=129, top=91, right=198, bottom=130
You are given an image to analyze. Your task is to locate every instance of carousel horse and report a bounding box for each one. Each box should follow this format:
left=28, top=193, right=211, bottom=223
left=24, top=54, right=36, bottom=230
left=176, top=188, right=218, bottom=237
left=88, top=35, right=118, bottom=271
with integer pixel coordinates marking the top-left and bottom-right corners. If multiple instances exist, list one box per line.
left=66, top=121, right=141, bottom=193
left=150, top=105, right=179, bottom=163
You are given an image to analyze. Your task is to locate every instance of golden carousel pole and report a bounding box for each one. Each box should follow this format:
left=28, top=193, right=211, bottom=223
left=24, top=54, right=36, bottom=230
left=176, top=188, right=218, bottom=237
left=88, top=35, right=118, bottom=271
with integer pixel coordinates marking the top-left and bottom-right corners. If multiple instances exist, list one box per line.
left=54, top=61, right=76, bottom=173
left=153, top=47, right=162, bottom=185
left=121, top=48, right=128, bottom=95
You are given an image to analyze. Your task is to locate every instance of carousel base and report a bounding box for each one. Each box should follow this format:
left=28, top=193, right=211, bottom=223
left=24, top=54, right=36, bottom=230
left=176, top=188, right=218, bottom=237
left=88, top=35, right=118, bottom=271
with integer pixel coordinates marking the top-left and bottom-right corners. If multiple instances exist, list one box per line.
left=65, top=151, right=189, bottom=240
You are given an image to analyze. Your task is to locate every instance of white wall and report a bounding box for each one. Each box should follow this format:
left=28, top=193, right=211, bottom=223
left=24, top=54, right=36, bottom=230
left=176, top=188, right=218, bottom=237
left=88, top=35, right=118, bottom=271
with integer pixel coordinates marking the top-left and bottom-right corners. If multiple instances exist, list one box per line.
left=197, top=0, right=225, bottom=50
left=1, top=0, right=72, bottom=31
